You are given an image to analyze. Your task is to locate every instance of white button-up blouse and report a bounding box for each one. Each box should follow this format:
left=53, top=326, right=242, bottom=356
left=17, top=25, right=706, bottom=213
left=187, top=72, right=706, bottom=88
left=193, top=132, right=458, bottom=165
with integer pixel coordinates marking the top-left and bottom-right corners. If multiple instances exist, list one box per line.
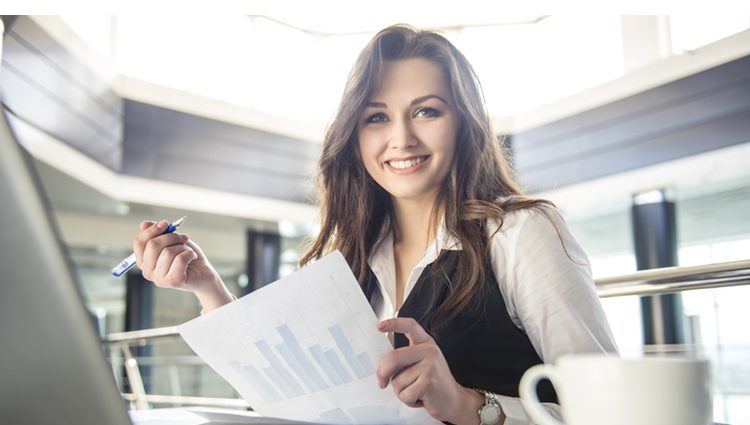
left=366, top=205, right=618, bottom=424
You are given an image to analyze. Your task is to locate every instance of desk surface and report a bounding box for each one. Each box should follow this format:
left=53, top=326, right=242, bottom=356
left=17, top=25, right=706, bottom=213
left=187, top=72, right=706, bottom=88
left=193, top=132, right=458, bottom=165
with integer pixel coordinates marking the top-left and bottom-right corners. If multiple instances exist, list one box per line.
left=129, top=407, right=318, bottom=425
left=130, top=407, right=731, bottom=425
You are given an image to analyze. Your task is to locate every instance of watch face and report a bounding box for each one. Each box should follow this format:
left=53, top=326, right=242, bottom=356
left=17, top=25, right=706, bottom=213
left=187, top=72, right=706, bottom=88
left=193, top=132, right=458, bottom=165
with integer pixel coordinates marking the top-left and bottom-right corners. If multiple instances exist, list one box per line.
left=480, top=403, right=501, bottom=424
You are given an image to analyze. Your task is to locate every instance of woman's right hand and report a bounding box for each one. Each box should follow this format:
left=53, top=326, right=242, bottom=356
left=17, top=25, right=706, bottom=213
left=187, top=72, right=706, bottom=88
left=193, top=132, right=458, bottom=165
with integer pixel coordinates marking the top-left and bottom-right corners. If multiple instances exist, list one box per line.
left=133, top=220, right=234, bottom=312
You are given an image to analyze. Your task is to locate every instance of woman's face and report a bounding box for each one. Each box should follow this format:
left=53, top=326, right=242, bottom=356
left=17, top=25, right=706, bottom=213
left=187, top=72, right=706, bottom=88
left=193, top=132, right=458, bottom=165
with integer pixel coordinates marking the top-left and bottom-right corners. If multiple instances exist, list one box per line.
left=357, top=58, right=458, bottom=204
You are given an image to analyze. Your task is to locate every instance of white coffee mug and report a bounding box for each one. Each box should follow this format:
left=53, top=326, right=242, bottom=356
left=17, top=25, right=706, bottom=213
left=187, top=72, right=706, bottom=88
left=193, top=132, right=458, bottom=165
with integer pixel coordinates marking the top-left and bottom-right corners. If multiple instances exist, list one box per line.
left=519, top=354, right=712, bottom=425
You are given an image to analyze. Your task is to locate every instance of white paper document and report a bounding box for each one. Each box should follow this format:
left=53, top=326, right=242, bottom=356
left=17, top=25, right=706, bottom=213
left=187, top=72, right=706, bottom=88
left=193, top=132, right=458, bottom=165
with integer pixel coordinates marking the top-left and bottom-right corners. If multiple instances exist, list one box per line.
left=177, top=251, right=441, bottom=425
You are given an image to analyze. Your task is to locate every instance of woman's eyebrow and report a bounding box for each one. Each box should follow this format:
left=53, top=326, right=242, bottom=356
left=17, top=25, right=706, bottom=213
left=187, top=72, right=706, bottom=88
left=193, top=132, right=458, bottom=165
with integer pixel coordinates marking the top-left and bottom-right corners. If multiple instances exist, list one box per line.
left=410, top=94, right=447, bottom=106
left=364, top=94, right=448, bottom=109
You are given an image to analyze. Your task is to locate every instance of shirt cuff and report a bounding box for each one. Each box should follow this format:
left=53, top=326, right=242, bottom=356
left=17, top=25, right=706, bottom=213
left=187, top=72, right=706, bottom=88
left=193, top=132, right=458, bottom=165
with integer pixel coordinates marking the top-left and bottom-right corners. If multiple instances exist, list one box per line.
left=199, top=293, right=237, bottom=315
left=496, top=394, right=562, bottom=425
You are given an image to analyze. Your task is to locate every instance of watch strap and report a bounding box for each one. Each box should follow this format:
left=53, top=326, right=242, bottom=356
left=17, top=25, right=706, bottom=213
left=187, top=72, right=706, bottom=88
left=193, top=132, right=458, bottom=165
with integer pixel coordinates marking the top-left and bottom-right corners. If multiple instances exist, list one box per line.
left=474, top=388, right=503, bottom=425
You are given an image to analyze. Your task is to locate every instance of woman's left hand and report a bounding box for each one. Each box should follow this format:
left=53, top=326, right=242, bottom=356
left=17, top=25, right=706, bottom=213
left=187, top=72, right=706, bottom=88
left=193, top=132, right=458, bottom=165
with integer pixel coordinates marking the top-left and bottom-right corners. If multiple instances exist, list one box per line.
left=376, top=317, right=485, bottom=425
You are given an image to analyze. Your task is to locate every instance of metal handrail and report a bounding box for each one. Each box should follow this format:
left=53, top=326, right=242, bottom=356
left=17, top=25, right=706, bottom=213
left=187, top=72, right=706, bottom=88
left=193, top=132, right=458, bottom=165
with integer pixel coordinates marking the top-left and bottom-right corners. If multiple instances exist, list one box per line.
left=595, top=259, right=750, bottom=298
left=102, top=259, right=750, bottom=345
left=105, top=326, right=180, bottom=344
left=596, top=259, right=750, bottom=285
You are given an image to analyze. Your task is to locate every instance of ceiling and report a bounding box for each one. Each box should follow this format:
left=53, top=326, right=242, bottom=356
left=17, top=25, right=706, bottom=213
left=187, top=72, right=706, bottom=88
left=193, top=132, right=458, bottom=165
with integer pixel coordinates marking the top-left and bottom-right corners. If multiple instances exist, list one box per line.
left=59, top=14, right=750, bottom=128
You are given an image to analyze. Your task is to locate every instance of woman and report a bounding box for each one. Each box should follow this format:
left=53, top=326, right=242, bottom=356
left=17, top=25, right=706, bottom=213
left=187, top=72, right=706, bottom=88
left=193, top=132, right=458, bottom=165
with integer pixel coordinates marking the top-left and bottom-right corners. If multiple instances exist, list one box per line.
left=133, top=25, right=617, bottom=425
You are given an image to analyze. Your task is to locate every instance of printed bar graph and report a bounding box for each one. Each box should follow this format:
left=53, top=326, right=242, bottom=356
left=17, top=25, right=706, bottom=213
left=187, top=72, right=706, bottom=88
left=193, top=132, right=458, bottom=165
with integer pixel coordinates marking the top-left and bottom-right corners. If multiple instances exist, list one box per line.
left=263, top=366, right=296, bottom=398
left=255, top=339, right=304, bottom=397
left=329, top=323, right=374, bottom=379
left=309, top=344, right=343, bottom=385
left=276, top=324, right=328, bottom=391
left=229, top=360, right=281, bottom=403
left=275, top=342, right=312, bottom=392
left=324, top=348, right=353, bottom=383
left=356, top=352, right=375, bottom=375
left=245, top=322, right=376, bottom=401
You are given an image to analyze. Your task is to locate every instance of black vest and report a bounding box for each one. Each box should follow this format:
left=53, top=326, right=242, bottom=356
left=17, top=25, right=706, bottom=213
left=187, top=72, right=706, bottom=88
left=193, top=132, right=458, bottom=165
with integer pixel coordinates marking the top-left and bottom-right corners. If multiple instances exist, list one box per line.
left=363, top=250, right=557, bottom=402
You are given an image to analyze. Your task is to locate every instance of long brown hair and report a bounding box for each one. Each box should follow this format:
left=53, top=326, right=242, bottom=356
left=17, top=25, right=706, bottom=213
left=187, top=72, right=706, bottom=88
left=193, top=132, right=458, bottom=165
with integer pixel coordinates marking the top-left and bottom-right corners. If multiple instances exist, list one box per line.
left=300, top=24, right=553, bottom=327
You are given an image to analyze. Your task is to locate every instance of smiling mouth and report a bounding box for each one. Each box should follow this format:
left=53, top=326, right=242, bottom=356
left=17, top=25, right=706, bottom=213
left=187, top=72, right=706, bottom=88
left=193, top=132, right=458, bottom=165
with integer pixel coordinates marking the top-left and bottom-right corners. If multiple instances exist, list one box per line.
left=386, top=156, right=430, bottom=170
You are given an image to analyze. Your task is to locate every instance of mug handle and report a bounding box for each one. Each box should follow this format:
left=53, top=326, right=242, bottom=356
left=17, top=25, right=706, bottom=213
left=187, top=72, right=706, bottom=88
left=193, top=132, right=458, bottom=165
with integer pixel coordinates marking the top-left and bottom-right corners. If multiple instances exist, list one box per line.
left=519, top=364, right=564, bottom=425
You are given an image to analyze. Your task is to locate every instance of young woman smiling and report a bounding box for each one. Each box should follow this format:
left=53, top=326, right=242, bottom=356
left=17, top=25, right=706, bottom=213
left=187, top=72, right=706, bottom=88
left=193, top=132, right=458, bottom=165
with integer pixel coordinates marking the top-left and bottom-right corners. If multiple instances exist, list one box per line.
left=133, top=25, right=617, bottom=425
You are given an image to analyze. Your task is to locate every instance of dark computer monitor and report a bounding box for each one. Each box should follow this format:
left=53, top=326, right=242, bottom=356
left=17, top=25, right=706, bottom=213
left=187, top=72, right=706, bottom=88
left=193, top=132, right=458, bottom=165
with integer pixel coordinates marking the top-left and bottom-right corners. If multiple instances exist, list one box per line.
left=0, top=104, right=133, bottom=424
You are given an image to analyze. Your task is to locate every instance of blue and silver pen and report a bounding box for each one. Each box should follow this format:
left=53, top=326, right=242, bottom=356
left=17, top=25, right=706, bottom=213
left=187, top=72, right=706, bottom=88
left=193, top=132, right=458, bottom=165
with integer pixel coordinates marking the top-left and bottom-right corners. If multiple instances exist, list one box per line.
left=111, top=216, right=187, bottom=277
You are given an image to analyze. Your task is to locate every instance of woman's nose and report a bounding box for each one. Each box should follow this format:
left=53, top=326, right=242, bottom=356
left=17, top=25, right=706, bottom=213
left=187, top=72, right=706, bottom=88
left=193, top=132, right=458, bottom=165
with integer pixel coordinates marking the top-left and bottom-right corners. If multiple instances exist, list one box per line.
left=388, top=118, right=417, bottom=150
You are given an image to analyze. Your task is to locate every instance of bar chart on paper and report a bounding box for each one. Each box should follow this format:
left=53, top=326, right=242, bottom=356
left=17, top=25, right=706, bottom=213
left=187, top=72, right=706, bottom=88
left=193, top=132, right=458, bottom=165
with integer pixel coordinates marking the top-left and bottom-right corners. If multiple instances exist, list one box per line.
left=228, top=322, right=376, bottom=403
left=178, top=251, right=441, bottom=425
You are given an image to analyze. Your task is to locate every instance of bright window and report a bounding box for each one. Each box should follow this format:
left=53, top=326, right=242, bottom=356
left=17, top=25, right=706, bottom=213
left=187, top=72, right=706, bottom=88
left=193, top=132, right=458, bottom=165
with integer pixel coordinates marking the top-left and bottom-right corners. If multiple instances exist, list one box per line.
left=455, top=15, right=624, bottom=116
left=670, top=15, right=750, bottom=54
left=61, top=15, right=626, bottom=123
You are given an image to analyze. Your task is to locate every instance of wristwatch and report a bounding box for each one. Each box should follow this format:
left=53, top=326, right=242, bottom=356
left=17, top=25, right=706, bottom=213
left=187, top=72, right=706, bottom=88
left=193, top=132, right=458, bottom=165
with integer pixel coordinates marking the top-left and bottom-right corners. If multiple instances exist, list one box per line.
left=476, top=389, right=503, bottom=425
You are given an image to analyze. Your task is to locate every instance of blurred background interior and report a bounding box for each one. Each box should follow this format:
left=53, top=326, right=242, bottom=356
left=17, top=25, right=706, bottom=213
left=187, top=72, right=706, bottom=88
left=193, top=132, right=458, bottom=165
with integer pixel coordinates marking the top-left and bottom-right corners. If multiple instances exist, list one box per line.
left=1, top=12, right=749, bottom=424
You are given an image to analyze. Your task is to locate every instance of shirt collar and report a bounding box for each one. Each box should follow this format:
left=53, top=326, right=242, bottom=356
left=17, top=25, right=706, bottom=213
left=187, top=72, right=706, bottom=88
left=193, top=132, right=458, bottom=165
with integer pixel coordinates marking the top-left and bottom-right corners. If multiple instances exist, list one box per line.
left=368, top=215, right=462, bottom=267
left=366, top=215, right=462, bottom=313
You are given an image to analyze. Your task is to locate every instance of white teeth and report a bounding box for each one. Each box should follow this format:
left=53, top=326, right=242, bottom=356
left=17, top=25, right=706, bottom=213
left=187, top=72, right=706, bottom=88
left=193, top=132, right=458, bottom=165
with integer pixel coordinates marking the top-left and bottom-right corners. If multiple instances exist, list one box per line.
left=388, top=157, right=426, bottom=169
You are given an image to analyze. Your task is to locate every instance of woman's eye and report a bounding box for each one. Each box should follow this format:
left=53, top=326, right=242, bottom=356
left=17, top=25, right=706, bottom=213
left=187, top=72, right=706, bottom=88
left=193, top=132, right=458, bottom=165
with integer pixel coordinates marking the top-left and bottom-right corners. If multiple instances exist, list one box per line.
left=414, top=107, right=440, bottom=118
left=365, top=113, right=388, bottom=124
